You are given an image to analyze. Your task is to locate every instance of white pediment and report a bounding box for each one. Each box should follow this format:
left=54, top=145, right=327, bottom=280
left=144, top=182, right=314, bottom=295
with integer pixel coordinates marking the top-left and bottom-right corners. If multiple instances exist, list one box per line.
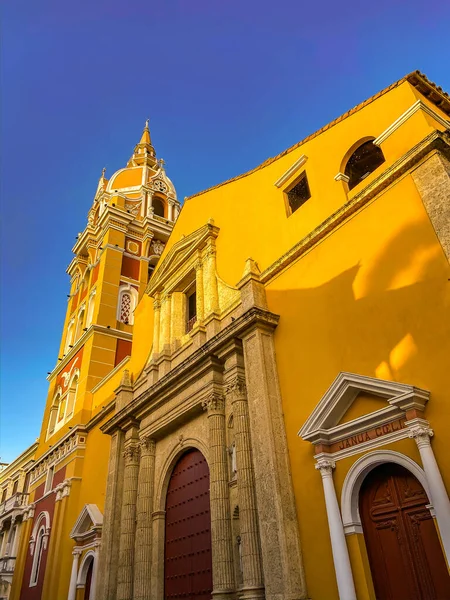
left=298, top=372, right=429, bottom=445
left=147, top=221, right=219, bottom=296
left=70, top=504, right=103, bottom=540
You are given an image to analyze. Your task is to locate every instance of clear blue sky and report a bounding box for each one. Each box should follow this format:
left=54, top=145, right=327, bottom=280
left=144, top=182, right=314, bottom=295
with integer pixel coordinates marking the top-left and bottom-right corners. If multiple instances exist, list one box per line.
left=1, top=0, right=449, bottom=463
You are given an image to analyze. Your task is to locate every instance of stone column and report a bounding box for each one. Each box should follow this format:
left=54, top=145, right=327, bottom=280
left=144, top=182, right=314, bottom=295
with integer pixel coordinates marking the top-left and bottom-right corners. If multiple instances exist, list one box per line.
left=159, top=293, right=171, bottom=351
left=226, top=376, right=264, bottom=599
left=133, top=435, right=156, bottom=600
left=408, top=421, right=450, bottom=564
left=315, top=458, right=357, bottom=600
left=195, top=259, right=204, bottom=322
left=152, top=295, right=161, bottom=356
left=203, top=392, right=236, bottom=598
left=68, top=549, right=81, bottom=600
left=117, top=439, right=140, bottom=600
left=202, top=241, right=219, bottom=317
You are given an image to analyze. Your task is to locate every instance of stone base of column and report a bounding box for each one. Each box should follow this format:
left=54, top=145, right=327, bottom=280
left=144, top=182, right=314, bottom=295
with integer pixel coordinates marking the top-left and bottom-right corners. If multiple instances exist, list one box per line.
left=212, top=588, right=237, bottom=600
left=238, top=585, right=265, bottom=600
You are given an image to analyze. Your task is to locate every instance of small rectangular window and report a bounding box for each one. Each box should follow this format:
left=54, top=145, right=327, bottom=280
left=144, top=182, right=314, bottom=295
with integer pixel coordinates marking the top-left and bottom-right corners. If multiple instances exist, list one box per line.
left=286, top=173, right=311, bottom=215
left=12, top=480, right=18, bottom=495
left=1, top=488, right=7, bottom=503
left=186, top=287, right=197, bottom=333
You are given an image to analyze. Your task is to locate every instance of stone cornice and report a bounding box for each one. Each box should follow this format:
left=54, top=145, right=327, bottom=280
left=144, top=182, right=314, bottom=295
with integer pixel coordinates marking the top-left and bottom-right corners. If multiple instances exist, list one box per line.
left=260, top=130, right=450, bottom=285
left=101, top=306, right=279, bottom=434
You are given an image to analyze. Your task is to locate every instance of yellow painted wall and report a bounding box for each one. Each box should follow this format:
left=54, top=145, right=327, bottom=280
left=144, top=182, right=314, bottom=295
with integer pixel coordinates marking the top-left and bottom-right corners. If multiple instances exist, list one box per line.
left=15, top=76, right=450, bottom=600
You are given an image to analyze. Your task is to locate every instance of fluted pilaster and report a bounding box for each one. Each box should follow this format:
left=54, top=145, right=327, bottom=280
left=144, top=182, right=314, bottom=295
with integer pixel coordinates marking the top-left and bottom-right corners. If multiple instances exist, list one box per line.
left=226, top=376, right=264, bottom=599
left=133, top=435, right=156, bottom=600
left=203, top=392, right=235, bottom=598
left=117, top=442, right=140, bottom=600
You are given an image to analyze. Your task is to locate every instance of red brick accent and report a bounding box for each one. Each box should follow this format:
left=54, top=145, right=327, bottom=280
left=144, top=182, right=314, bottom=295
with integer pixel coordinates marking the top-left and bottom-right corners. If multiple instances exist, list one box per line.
left=115, top=339, right=132, bottom=367
left=121, top=256, right=140, bottom=280
left=19, top=466, right=66, bottom=600
left=55, top=347, right=83, bottom=390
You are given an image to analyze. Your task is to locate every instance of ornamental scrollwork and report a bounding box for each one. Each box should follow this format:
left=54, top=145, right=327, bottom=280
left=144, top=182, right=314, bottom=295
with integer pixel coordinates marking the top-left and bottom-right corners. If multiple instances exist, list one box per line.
left=408, top=424, right=433, bottom=448
left=202, top=392, right=225, bottom=414
left=139, top=435, right=156, bottom=455
left=123, top=444, right=140, bottom=464
left=225, top=377, right=247, bottom=401
left=315, top=458, right=336, bottom=478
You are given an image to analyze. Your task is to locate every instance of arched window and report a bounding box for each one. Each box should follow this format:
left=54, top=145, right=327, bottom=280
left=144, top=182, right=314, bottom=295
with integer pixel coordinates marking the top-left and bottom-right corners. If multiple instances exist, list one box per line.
left=75, top=307, right=85, bottom=341
left=65, top=320, right=75, bottom=354
left=30, top=526, right=45, bottom=585
left=152, top=197, right=165, bottom=218
left=66, top=373, right=79, bottom=419
left=57, top=395, right=67, bottom=423
left=344, top=140, right=385, bottom=190
left=117, top=285, right=138, bottom=325
left=30, top=511, right=50, bottom=586
left=85, top=290, right=96, bottom=328
left=47, top=390, right=61, bottom=437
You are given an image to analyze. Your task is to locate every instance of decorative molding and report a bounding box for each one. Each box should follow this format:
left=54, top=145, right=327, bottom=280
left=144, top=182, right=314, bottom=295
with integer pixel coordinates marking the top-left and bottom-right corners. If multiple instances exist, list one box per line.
left=225, top=376, right=247, bottom=400
left=274, top=154, right=308, bottom=188
left=299, top=372, right=429, bottom=447
left=334, top=172, right=350, bottom=183
left=139, top=435, right=156, bottom=455
left=374, top=99, right=450, bottom=146
left=55, top=478, right=72, bottom=502
left=202, top=392, right=225, bottom=414
left=406, top=418, right=434, bottom=449
left=123, top=444, right=140, bottom=464
left=315, top=457, right=335, bottom=478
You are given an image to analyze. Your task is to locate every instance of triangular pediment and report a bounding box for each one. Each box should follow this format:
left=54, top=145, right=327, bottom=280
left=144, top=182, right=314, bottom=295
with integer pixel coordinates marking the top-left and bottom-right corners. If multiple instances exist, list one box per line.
left=147, top=221, right=219, bottom=296
left=70, top=504, right=103, bottom=540
left=298, top=372, right=429, bottom=444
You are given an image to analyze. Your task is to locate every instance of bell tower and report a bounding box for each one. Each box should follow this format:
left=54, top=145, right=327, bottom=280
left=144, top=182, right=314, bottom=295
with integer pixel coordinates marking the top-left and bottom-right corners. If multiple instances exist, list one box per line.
left=39, top=122, right=181, bottom=447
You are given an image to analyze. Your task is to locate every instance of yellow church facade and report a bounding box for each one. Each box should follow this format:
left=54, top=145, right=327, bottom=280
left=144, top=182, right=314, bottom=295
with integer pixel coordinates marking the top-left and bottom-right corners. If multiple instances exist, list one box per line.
left=7, top=70, right=450, bottom=600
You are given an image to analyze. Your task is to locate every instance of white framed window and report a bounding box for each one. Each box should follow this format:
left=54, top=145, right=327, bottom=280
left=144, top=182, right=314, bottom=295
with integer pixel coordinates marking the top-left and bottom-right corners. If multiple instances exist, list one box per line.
left=65, top=373, right=79, bottom=419
left=64, top=320, right=75, bottom=354
left=75, top=306, right=86, bottom=341
left=47, top=389, right=62, bottom=438
left=29, top=511, right=50, bottom=587
left=85, top=289, right=96, bottom=328
left=117, top=284, right=138, bottom=325
left=30, top=526, right=45, bottom=586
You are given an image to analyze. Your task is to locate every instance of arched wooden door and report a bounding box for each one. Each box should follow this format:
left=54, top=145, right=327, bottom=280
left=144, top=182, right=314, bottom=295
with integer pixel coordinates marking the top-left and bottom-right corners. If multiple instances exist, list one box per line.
left=164, top=448, right=213, bottom=600
left=360, top=462, right=450, bottom=600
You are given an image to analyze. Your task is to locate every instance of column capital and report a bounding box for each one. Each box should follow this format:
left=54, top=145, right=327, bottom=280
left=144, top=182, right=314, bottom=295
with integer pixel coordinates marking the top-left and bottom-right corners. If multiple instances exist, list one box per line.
left=408, top=423, right=434, bottom=448
left=123, top=443, right=140, bottom=464
left=202, top=392, right=225, bottom=415
left=139, top=434, right=156, bottom=456
left=315, top=457, right=336, bottom=478
left=72, top=548, right=83, bottom=557
left=194, top=259, right=203, bottom=271
left=225, top=376, right=247, bottom=401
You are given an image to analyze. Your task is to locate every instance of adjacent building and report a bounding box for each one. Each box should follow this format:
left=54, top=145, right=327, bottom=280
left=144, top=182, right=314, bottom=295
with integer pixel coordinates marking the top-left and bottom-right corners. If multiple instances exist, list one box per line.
left=0, top=443, right=37, bottom=600
left=8, top=71, right=450, bottom=600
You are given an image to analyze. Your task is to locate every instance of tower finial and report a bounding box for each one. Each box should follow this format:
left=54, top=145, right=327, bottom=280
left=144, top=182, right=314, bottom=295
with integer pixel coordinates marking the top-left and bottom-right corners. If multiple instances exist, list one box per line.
left=101, top=167, right=106, bottom=178
left=145, top=118, right=149, bottom=129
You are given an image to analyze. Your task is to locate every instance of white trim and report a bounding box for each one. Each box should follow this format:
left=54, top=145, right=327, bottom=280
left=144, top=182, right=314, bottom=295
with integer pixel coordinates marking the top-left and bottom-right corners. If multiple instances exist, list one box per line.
left=334, top=172, right=350, bottom=183
left=76, top=549, right=95, bottom=586
left=340, top=450, right=430, bottom=535
left=298, top=372, right=429, bottom=445
left=374, top=99, right=450, bottom=146
left=274, top=154, right=308, bottom=188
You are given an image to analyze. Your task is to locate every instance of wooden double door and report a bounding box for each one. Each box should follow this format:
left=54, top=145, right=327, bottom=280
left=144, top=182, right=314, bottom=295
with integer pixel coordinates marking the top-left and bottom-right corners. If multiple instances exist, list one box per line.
left=164, top=449, right=213, bottom=600
left=360, top=463, right=450, bottom=599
